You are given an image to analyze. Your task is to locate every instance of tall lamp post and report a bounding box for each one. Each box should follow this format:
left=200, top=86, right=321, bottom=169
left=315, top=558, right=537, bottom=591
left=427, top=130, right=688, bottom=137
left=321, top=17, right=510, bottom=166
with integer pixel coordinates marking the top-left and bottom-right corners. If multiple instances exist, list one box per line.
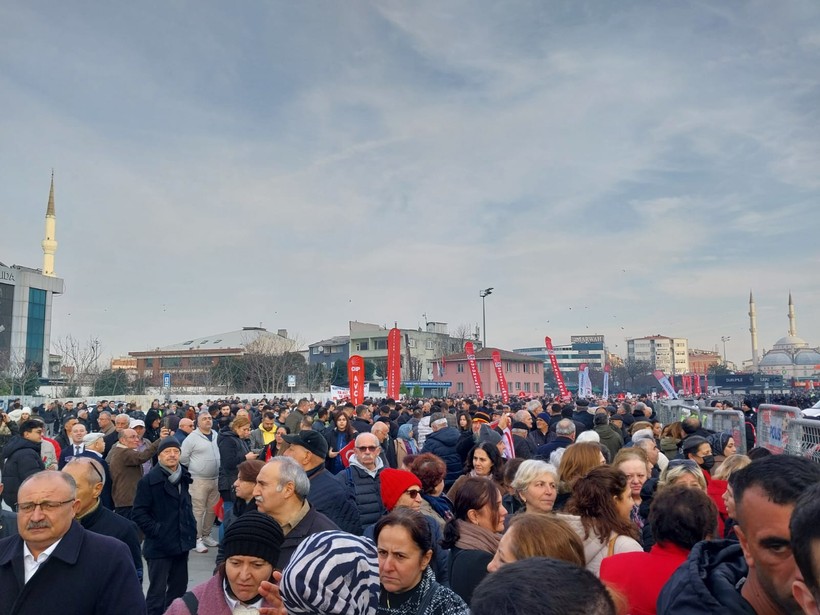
left=721, top=336, right=731, bottom=366
left=480, top=287, right=493, bottom=348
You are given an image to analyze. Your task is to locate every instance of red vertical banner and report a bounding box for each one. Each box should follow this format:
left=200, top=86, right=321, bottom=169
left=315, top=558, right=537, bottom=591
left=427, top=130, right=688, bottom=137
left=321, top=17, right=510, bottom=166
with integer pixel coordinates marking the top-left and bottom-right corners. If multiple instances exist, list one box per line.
left=348, top=355, right=365, bottom=405
left=694, top=373, right=702, bottom=395
left=387, top=328, right=401, bottom=398
left=669, top=374, right=676, bottom=392
left=464, top=342, right=484, bottom=398
left=491, top=350, right=509, bottom=403
left=544, top=336, right=569, bottom=399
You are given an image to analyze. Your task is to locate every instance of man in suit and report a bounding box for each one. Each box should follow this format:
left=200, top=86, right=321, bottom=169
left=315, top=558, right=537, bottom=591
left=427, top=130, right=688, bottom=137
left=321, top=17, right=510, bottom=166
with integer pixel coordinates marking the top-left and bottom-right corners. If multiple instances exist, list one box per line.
left=0, top=470, right=146, bottom=614
left=57, top=421, right=87, bottom=469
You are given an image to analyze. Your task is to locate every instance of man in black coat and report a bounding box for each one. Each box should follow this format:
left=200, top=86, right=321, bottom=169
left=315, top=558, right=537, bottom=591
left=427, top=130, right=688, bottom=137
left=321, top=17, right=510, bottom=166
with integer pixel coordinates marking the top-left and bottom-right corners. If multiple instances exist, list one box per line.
left=0, top=484, right=17, bottom=539
left=1, top=420, right=46, bottom=509
left=62, top=456, right=143, bottom=582
left=132, top=438, right=196, bottom=615
left=536, top=418, right=576, bottom=461
left=282, top=430, right=362, bottom=535
left=421, top=415, right=462, bottom=488
left=0, top=471, right=146, bottom=615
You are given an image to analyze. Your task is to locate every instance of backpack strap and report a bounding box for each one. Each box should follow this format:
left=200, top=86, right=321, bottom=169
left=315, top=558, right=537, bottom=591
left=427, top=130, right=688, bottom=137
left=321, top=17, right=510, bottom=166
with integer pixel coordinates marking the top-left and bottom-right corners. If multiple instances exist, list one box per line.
left=181, top=591, right=199, bottom=615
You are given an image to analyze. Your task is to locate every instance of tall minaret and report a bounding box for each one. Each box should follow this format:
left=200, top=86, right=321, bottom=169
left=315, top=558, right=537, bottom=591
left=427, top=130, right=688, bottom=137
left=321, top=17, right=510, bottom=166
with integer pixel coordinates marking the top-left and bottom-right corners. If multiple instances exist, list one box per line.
left=749, top=291, right=759, bottom=371
left=788, top=291, right=797, bottom=337
left=41, top=171, right=57, bottom=277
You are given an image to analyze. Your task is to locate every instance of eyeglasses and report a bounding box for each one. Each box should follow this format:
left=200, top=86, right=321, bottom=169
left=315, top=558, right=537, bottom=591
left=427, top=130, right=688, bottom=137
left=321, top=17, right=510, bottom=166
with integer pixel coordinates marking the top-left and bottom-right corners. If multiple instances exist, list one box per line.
left=404, top=489, right=422, bottom=498
left=17, top=499, right=75, bottom=513
left=356, top=446, right=378, bottom=452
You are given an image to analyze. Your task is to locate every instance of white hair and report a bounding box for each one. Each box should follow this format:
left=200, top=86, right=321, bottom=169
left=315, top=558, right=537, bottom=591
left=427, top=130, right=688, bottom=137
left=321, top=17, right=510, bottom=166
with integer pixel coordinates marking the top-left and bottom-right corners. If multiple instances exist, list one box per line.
left=576, top=430, right=600, bottom=444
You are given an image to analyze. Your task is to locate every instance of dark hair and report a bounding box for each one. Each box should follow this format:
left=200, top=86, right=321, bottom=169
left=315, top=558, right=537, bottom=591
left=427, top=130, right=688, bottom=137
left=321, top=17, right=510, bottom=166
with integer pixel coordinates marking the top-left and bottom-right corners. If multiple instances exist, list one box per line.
left=565, top=466, right=638, bottom=543
left=333, top=410, right=356, bottom=437
left=731, top=456, right=820, bottom=526
left=465, top=442, right=505, bottom=483
left=374, top=508, right=433, bottom=555
left=456, top=410, right=472, bottom=432
left=791, top=482, right=820, bottom=595
left=471, top=557, right=616, bottom=615
left=650, top=485, right=717, bottom=549
left=237, top=459, right=266, bottom=483
left=441, top=477, right=501, bottom=549
left=503, top=457, right=526, bottom=489
left=20, top=419, right=43, bottom=435
left=409, top=453, right=447, bottom=494
left=747, top=447, right=772, bottom=460
left=263, top=412, right=276, bottom=420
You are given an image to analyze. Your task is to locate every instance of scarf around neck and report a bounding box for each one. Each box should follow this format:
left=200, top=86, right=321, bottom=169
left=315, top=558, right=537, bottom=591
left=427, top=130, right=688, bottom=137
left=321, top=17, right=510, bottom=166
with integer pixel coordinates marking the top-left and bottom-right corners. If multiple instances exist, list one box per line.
left=455, top=519, right=501, bottom=553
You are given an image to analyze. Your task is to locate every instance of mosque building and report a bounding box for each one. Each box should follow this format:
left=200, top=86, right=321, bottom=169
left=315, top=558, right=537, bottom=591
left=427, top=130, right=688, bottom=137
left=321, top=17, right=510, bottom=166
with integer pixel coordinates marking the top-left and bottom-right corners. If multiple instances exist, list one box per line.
left=751, top=292, right=820, bottom=382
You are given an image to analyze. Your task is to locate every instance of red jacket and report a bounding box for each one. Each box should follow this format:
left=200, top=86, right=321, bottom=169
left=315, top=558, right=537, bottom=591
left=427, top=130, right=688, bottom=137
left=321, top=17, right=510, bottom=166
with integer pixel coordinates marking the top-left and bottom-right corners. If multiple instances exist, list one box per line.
left=600, top=542, right=690, bottom=615
left=706, top=478, right=729, bottom=538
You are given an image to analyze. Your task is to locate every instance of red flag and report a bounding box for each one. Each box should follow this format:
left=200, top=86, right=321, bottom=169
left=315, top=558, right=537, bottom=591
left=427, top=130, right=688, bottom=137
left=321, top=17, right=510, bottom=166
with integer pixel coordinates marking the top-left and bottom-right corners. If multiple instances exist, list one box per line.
left=491, top=350, right=509, bottom=403
left=544, top=337, right=569, bottom=399
left=465, top=342, right=484, bottom=398
left=669, top=374, right=676, bottom=392
left=694, top=373, right=702, bottom=395
left=387, top=328, right=401, bottom=398
left=348, top=355, right=365, bottom=405
left=339, top=440, right=357, bottom=468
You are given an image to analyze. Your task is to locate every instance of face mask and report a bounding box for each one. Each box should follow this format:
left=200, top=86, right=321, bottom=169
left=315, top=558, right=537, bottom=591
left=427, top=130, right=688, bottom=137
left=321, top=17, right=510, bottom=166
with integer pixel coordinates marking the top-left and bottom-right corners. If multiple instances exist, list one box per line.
left=699, top=455, right=715, bottom=472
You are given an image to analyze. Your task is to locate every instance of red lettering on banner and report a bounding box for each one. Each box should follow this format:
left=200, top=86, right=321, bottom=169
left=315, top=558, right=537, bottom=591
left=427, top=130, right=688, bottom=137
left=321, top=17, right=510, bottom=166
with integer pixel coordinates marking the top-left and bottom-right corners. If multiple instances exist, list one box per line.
left=465, top=342, right=484, bottom=398
left=387, top=328, right=401, bottom=398
left=544, top=337, right=569, bottom=399
left=491, top=350, right=509, bottom=403
left=348, top=355, right=365, bottom=405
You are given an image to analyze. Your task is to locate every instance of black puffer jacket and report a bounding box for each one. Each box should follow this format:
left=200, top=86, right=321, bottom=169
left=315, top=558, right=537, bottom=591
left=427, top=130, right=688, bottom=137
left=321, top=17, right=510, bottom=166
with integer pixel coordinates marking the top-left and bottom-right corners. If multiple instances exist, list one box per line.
left=657, top=539, right=756, bottom=614
left=335, top=459, right=385, bottom=528
left=1, top=437, right=45, bottom=508
left=421, top=427, right=462, bottom=488
left=217, top=428, right=251, bottom=498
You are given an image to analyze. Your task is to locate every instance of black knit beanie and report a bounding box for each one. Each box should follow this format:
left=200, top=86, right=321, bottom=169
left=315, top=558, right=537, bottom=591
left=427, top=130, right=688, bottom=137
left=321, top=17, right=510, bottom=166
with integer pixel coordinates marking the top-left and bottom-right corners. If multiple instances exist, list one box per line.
left=223, top=511, right=284, bottom=567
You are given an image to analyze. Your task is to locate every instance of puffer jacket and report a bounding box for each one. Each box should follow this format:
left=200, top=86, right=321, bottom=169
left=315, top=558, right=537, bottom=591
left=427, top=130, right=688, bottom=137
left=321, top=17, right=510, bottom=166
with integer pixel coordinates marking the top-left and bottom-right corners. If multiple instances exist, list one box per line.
left=306, top=463, right=362, bottom=535
left=336, top=456, right=385, bottom=529
left=421, top=427, right=462, bottom=488
left=1, top=437, right=45, bottom=508
left=657, top=540, right=756, bottom=614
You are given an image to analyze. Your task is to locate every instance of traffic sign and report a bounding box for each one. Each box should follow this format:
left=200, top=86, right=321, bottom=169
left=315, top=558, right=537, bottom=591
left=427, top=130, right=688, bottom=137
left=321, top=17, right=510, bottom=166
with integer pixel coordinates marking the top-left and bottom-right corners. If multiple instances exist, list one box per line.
left=287, top=374, right=296, bottom=388
left=163, top=373, right=171, bottom=388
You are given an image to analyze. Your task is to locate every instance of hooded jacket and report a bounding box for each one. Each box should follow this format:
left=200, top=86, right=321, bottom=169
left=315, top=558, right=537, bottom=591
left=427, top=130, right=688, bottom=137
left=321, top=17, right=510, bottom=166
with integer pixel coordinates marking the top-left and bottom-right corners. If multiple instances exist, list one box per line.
left=336, top=455, right=385, bottom=528
left=656, top=539, right=756, bottom=614
left=421, top=426, right=463, bottom=488
left=1, top=437, right=45, bottom=508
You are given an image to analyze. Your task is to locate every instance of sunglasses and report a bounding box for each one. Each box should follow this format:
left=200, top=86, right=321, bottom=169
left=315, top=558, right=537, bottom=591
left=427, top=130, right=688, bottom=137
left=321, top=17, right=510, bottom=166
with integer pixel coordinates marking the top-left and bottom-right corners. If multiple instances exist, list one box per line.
left=404, top=489, right=423, bottom=498
left=356, top=446, right=378, bottom=452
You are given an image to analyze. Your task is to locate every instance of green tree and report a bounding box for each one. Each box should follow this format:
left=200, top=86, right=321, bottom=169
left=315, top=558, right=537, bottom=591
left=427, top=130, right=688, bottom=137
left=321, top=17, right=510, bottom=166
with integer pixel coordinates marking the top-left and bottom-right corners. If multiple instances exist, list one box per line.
left=94, top=369, right=129, bottom=396
left=707, top=363, right=731, bottom=377
left=331, top=359, right=348, bottom=387
left=365, top=360, right=377, bottom=381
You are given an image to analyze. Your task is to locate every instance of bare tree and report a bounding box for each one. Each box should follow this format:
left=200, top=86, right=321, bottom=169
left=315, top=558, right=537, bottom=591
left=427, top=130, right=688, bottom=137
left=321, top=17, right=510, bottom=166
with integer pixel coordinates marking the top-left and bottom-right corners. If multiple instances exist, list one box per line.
left=242, top=333, right=303, bottom=394
left=52, top=335, right=102, bottom=397
left=450, top=324, right=474, bottom=350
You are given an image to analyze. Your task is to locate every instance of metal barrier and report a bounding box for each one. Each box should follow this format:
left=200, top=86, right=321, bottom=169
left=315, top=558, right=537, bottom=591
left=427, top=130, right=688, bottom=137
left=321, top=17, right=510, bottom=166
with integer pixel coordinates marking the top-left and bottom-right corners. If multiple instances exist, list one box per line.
left=784, top=418, right=820, bottom=463
left=657, top=400, right=700, bottom=426
left=699, top=409, right=747, bottom=455
left=756, top=404, right=802, bottom=454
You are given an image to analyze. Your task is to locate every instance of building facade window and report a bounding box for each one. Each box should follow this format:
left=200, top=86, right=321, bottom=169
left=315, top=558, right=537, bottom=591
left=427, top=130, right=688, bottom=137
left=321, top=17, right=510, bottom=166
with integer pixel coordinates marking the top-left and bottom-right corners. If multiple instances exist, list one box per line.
left=161, top=357, right=181, bottom=368
left=457, top=363, right=465, bottom=373
left=409, top=339, right=416, bottom=348
left=188, top=356, right=213, bottom=367
left=356, top=341, right=369, bottom=351
left=25, top=288, right=47, bottom=368
left=457, top=382, right=464, bottom=392
left=534, top=382, right=540, bottom=393
left=145, top=358, right=154, bottom=368
left=425, top=340, right=434, bottom=350
left=374, top=339, right=387, bottom=350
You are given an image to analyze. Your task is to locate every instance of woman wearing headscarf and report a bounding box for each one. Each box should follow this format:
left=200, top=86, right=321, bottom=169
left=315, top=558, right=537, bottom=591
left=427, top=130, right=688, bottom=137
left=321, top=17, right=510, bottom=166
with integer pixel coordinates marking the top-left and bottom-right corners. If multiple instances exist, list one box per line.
left=164, top=511, right=285, bottom=614
left=706, top=431, right=737, bottom=476
left=395, top=423, right=419, bottom=469
left=280, top=530, right=380, bottom=615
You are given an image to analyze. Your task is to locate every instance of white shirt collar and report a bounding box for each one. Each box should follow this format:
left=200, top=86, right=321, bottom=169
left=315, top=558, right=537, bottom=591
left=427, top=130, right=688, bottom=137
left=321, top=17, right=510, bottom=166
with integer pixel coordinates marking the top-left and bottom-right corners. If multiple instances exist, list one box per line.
left=222, top=577, right=263, bottom=611
left=23, top=538, right=62, bottom=583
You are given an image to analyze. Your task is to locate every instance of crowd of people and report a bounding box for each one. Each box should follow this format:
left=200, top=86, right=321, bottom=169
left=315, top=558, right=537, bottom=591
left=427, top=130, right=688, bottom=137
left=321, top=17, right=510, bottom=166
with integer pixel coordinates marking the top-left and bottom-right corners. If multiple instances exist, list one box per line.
left=0, top=392, right=819, bottom=614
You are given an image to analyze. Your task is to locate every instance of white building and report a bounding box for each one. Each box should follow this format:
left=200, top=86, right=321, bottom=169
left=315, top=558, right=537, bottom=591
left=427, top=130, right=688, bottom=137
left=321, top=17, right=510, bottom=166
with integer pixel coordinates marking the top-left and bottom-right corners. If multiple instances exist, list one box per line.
left=627, top=335, right=689, bottom=375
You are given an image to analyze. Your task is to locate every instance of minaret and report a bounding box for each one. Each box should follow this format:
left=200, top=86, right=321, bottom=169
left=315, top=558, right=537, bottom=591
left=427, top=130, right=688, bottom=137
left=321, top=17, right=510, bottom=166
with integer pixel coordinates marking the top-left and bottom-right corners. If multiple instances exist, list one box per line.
left=41, top=171, right=57, bottom=277
left=788, top=292, right=797, bottom=337
left=749, top=291, right=759, bottom=371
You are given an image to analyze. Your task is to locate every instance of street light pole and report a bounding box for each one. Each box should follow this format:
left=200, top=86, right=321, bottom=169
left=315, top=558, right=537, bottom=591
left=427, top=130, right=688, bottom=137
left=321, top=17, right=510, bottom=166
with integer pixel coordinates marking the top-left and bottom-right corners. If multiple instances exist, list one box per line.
left=721, top=336, right=731, bottom=366
left=479, top=287, right=493, bottom=348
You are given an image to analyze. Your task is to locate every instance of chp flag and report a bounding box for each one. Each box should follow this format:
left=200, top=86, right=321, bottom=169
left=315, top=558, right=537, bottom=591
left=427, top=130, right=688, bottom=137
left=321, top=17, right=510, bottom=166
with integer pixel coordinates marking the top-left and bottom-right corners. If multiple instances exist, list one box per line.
left=653, top=369, right=679, bottom=399
left=464, top=342, right=484, bottom=398
left=387, top=327, right=401, bottom=399
left=544, top=336, right=570, bottom=399
left=602, top=364, right=611, bottom=398
left=491, top=350, right=510, bottom=403
left=348, top=355, right=366, bottom=405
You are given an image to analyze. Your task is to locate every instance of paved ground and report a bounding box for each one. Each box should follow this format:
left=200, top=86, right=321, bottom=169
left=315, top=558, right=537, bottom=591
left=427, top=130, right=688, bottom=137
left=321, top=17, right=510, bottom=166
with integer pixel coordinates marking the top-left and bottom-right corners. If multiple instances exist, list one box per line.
left=141, top=526, right=220, bottom=592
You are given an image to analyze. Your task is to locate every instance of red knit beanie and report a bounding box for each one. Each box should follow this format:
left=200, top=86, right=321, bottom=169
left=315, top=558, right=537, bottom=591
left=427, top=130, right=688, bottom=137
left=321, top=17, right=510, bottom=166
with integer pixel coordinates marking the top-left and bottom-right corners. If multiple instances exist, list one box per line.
left=380, top=468, right=422, bottom=511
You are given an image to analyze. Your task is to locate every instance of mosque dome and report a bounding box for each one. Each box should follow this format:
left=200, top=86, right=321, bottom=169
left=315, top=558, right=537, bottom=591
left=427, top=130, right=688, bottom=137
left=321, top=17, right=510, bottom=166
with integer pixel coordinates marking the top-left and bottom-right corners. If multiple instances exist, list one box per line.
left=773, top=335, right=809, bottom=350
left=794, top=350, right=820, bottom=366
left=759, top=351, right=794, bottom=367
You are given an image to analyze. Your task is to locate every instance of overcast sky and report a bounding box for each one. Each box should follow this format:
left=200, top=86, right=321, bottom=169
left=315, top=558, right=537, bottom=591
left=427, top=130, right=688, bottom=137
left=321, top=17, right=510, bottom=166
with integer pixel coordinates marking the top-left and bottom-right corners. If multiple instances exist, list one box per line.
left=2, top=1, right=819, bottom=368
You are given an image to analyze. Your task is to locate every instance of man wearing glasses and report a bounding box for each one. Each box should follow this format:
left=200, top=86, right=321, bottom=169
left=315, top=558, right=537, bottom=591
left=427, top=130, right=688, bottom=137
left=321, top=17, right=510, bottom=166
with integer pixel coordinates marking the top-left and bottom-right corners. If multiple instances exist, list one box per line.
left=0, top=470, right=146, bottom=614
left=336, top=432, right=386, bottom=528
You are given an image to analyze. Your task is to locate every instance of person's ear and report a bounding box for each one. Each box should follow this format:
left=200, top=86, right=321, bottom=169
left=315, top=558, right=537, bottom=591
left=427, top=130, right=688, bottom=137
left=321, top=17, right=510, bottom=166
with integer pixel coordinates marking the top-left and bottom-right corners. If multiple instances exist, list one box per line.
left=466, top=508, right=480, bottom=524
left=792, top=579, right=820, bottom=615
left=420, top=549, right=433, bottom=570
left=92, top=482, right=103, bottom=499
left=735, top=524, right=753, bottom=568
